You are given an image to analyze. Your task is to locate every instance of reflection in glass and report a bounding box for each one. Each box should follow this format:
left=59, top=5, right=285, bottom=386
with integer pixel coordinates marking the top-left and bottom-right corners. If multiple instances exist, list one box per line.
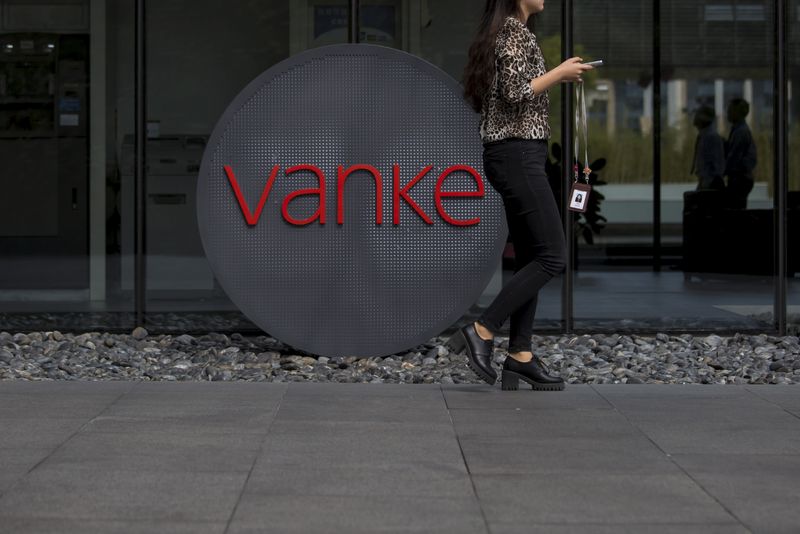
left=572, top=0, right=775, bottom=331
left=0, top=1, right=135, bottom=331
left=143, top=1, right=349, bottom=332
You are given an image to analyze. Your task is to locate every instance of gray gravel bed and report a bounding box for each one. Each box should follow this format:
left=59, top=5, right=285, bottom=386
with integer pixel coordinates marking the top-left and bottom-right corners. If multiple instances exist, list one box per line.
left=1, top=328, right=799, bottom=385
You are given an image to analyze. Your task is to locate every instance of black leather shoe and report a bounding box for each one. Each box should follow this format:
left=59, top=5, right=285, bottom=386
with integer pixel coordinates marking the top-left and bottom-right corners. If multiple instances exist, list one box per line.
left=501, top=354, right=565, bottom=391
left=446, top=323, right=497, bottom=385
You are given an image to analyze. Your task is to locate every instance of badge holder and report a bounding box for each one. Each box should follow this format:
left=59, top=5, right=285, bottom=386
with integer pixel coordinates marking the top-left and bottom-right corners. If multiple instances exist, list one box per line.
left=568, top=82, right=591, bottom=213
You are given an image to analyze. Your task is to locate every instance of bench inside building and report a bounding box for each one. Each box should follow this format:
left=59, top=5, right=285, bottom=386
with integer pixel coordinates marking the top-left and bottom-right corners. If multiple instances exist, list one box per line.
left=682, top=190, right=800, bottom=277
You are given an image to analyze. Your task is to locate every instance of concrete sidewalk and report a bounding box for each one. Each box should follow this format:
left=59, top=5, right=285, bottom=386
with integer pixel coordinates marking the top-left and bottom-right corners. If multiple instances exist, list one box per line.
left=0, top=381, right=798, bottom=533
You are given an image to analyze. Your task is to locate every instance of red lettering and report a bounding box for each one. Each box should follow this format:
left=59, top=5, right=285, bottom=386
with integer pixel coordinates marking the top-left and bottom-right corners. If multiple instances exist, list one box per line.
left=435, top=165, right=484, bottom=226
left=223, top=164, right=280, bottom=226
left=283, top=164, right=326, bottom=225
left=393, top=164, right=433, bottom=225
left=223, top=163, right=485, bottom=227
left=337, top=165, right=383, bottom=225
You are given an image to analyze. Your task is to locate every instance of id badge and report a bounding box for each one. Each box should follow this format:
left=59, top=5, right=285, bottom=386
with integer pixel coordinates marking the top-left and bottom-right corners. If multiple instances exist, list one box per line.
left=568, top=182, right=591, bottom=213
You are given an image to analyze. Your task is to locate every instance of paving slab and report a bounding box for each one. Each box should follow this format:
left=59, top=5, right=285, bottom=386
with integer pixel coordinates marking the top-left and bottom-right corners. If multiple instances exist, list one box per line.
left=0, top=467, right=249, bottom=522
left=245, top=460, right=474, bottom=498
left=441, top=383, right=613, bottom=411
left=0, top=518, right=227, bottom=534
left=593, top=384, right=800, bottom=454
left=0, top=381, right=797, bottom=534
left=488, top=524, right=749, bottom=534
left=227, top=494, right=487, bottom=534
left=472, top=473, right=740, bottom=526
left=745, top=384, right=800, bottom=415
left=38, top=430, right=265, bottom=473
left=669, top=453, right=800, bottom=534
left=0, top=418, right=92, bottom=449
left=254, top=419, right=464, bottom=466
left=456, top=433, right=680, bottom=476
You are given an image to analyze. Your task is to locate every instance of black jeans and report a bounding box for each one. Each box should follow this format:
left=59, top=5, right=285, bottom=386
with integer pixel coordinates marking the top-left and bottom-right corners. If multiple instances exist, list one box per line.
left=476, top=137, right=566, bottom=353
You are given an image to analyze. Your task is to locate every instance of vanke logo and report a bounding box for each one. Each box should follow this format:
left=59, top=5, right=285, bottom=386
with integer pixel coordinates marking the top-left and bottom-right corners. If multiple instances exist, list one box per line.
left=222, top=163, right=486, bottom=226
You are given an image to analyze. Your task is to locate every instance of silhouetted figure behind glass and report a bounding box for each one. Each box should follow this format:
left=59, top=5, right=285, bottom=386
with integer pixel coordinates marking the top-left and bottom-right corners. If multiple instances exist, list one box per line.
left=690, top=106, right=725, bottom=191
left=723, top=98, right=757, bottom=209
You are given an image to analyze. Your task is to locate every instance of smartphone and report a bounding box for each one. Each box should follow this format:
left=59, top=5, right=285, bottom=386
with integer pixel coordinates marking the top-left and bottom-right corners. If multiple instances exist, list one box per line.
left=583, top=60, right=603, bottom=67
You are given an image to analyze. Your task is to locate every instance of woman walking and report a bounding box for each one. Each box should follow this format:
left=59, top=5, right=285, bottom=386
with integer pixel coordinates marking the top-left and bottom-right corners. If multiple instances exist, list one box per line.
left=453, top=0, right=593, bottom=391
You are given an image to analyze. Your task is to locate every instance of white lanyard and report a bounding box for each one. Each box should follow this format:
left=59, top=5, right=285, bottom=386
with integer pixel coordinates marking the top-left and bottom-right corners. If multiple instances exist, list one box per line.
left=573, top=83, right=590, bottom=183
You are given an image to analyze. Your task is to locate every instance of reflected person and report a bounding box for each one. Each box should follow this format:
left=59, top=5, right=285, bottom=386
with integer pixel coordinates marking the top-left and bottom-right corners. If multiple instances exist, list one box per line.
left=690, top=106, right=725, bottom=191
left=724, top=98, right=757, bottom=209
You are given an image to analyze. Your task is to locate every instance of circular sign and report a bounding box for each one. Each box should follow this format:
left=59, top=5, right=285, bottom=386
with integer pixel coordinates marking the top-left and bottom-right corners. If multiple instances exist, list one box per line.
left=197, top=43, right=507, bottom=358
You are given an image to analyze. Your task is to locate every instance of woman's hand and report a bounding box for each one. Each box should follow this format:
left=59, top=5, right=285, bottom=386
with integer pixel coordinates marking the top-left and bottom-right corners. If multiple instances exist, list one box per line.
left=530, top=57, right=594, bottom=95
left=555, top=57, right=594, bottom=83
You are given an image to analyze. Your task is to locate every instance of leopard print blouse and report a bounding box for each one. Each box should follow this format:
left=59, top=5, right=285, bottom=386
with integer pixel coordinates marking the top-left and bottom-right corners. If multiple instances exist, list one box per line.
left=479, top=15, right=551, bottom=144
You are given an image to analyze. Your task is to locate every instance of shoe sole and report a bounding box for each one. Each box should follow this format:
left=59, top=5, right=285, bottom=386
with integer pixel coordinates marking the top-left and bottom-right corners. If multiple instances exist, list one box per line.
left=501, top=369, right=565, bottom=391
left=446, top=329, right=497, bottom=386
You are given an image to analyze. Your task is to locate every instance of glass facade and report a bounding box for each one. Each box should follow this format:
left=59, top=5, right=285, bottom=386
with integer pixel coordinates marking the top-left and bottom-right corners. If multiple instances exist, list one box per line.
left=789, top=0, right=800, bottom=330
left=0, top=0, right=795, bottom=336
left=572, top=0, right=779, bottom=332
left=0, top=0, right=135, bottom=332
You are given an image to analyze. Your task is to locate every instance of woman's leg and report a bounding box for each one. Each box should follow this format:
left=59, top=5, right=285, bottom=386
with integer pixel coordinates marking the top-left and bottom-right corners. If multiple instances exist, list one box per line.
left=477, top=140, right=566, bottom=337
left=505, top=206, right=539, bottom=355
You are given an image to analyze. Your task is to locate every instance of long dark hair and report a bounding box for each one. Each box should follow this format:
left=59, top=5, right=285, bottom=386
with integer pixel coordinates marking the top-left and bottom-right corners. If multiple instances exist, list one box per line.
left=462, top=0, right=536, bottom=114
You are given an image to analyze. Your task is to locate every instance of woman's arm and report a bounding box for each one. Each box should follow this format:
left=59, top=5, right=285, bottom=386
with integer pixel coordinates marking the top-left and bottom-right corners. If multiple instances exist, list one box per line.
left=497, top=52, right=594, bottom=103
left=496, top=48, right=536, bottom=103
left=496, top=22, right=594, bottom=103
left=530, top=57, right=594, bottom=96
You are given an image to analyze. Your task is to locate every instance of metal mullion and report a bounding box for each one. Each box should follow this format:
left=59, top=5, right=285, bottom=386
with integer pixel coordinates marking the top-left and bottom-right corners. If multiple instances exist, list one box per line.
left=562, top=0, right=574, bottom=333
left=349, top=0, right=360, bottom=43
left=775, top=0, right=787, bottom=335
left=134, top=0, right=146, bottom=327
left=653, top=0, right=662, bottom=273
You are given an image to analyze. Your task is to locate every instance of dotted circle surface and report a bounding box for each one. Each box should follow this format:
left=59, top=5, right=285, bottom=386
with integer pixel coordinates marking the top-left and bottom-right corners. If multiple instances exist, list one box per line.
left=197, top=44, right=508, bottom=358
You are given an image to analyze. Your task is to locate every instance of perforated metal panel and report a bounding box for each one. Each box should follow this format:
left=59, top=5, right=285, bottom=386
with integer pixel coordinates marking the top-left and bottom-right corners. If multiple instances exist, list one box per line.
left=197, top=44, right=508, bottom=358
